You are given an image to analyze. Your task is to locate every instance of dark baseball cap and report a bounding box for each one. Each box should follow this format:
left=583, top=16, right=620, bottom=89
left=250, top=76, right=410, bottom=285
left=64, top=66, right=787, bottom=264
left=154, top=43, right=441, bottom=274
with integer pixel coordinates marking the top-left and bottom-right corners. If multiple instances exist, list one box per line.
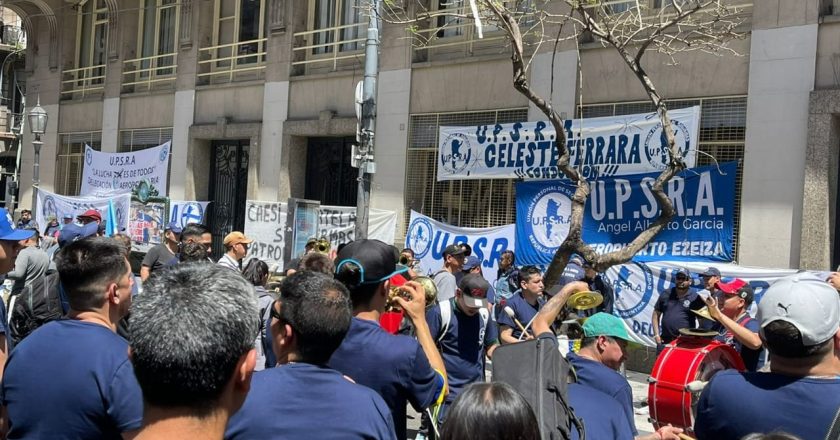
left=701, top=267, right=721, bottom=277
left=459, top=273, right=489, bottom=308
left=443, top=244, right=465, bottom=258
left=335, top=239, right=409, bottom=285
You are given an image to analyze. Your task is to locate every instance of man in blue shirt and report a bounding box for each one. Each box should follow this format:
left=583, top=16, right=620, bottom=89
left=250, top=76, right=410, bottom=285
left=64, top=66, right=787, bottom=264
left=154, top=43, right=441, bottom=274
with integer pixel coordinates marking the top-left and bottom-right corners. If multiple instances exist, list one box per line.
left=497, top=265, right=545, bottom=343
left=695, top=273, right=840, bottom=440
left=532, top=281, right=684, bottom=440
left=0, top=208, right=34, bottom=378
left=131, top=263, right=259, bottom=439
left=702, top=278, right=764, bottom=371
left=651, top=268, right=705, bottom=348
left=226, top=271, right=396, bottom=439
left=330, top=239, right=447, bottom=439
left=0, top=237, right=143, bottom=439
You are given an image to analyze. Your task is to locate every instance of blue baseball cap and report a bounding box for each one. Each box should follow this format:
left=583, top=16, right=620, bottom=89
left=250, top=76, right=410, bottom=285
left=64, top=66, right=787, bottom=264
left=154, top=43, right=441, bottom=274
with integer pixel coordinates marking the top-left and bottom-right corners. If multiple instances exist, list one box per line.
left=462, top=255, right=481, bottom=271
left=165, top=221, right=182, bottom=235
left=58, top=222, right=98, bottom=248
left=0, top=208, right=34, bottom=241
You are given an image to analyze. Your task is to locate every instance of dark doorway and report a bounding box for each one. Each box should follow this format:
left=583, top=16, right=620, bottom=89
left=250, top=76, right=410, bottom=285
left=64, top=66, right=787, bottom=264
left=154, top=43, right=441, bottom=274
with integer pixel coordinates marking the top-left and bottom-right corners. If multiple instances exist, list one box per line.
left=208, top=139, right=249, bottom=260
left=305, top=137, right=357, bottom=206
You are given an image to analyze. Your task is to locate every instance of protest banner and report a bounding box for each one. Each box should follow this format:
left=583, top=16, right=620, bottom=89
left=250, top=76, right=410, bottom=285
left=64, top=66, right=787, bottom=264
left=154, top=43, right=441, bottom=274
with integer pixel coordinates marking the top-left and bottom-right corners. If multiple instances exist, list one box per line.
left=36, top=189, right=131, bottom=235
left=169, top=201, right=211, bottom=227
left=244, top=201, right=288, bottom=272
left=80, top=141, right=171, bottom=197
left=318, top=205, right=397, bottom=247
left=405, top=210, right=514, bottom=286
left=130, top=201, right=167, bottom=252
left=437, top=106, right=700, bottom=181
left=516, top=162, right=737, bottom=265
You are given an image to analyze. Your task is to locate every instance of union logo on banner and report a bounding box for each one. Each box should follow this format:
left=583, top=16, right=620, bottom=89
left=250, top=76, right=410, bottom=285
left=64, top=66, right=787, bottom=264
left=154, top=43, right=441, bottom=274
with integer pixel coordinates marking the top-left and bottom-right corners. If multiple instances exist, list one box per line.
left=439, top=132, right=474, bottom=175
left=525, top=186, right=572, bottom=254
left=406, top=216, right=434, bottom=258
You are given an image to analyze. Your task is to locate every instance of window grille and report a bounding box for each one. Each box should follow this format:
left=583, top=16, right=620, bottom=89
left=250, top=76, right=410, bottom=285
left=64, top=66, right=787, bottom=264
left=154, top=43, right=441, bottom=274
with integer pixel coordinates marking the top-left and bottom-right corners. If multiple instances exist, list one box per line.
left=119, top=128, right=173, bottom=152
left=55, top=132, right=101, bottom=195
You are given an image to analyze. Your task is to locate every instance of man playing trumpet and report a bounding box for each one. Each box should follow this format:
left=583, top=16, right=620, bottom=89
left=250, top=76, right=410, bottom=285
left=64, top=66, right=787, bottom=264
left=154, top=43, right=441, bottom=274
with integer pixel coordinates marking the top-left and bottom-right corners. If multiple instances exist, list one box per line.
left=703, top=278, right=764, bottom=371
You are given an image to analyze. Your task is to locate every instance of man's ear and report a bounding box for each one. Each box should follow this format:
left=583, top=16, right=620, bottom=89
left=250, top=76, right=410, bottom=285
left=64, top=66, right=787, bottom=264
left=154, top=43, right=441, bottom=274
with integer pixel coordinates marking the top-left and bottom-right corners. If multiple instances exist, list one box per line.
left=235, top=349, right=257, bottom=393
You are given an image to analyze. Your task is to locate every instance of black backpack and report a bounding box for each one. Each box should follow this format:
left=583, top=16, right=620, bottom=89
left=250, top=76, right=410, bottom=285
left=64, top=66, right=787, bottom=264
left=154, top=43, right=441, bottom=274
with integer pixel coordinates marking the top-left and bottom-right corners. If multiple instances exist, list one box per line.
left=9, top=272, right=65, bottom=346
left=492, top=336, right=584, bottom=440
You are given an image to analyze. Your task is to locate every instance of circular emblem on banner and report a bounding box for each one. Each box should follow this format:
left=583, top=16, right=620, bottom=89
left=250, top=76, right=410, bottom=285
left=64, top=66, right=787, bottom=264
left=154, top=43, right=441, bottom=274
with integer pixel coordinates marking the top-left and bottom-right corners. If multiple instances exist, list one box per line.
left=41, top=196, right=57, bottom=221
left=439, top=133, right=474, bottom=175
left=525, top=186, right=571, bottom=254
left=643, top=118, right=691, bottom=170
left=115, top=205, right=125, bottom=230
left=160, top=146, right=169, bottom=162
left=406, top=217, right=433, bottom=258
left=180, top=202, right=205, bottom=227
left=609, top=263, right=656, bottom=319
left=85, top=149, right=93, bottom=166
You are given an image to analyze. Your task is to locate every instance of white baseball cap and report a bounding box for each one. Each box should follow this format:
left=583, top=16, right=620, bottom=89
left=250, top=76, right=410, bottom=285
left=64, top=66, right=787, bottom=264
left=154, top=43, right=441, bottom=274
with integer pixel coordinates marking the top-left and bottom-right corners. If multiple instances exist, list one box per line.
left=758, top=273, right=840, bottom=346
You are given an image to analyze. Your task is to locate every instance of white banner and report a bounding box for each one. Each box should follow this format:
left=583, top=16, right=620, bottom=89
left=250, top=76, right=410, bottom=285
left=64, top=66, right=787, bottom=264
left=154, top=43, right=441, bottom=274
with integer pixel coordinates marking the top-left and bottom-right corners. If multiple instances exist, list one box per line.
left=36, top=189, right=131, bottom=234
left=607, top=261, right=814, bottom=347
left=80, top=141, right=171, bottom=197
left=406, top=210, right=514, bottom=287
left=244, top=201, right=399, bottom=273
left=437, top=106, right=700, bottom=181
left=169, top=201, right=211, bottom=227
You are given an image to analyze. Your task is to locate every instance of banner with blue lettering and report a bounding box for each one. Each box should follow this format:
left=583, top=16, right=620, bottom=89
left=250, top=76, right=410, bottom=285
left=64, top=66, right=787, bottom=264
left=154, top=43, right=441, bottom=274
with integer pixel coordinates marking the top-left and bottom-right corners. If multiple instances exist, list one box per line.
left=80, top=141, right=171, bottom=197
left=35, top=189, right=131, bottom=236
left=607, top=261, right=812, bottom=347
left=516, top=162, right=737, bottom=265
left=406, top=211, right=514, bottom=286
left=437, top=106, right=700, bottom=181
left=169, top=201, right=211, bottom=227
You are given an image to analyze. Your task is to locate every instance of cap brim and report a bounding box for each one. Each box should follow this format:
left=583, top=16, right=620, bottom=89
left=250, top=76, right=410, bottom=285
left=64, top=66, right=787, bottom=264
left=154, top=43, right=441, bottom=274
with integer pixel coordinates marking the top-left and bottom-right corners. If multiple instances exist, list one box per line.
left=463, top=295, right=488, bottom=308
left=0, top=229, right=34, bottom=241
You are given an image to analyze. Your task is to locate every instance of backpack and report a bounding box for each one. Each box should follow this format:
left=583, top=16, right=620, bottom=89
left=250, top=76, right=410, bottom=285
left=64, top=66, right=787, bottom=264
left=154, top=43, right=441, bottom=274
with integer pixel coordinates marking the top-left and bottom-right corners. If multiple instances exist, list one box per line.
left=437, top=298, right=489, bottom=345
left=9, top=272, right=66, bottom=346
left=492, top=336, right=584, bottom=440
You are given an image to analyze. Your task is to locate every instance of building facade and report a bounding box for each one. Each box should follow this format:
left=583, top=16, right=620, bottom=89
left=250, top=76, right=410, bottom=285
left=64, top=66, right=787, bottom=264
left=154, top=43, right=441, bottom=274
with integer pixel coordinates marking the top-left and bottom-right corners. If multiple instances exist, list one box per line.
left=10, top=0, right=840, bottom=270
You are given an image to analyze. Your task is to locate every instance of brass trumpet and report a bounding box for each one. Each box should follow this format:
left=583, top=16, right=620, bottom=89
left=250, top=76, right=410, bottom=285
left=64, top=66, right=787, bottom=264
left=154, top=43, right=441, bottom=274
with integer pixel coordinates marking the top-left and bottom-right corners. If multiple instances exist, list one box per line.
left=315, top=237, right=331, bottom=254
left=385, top=276, right=439, bottom=311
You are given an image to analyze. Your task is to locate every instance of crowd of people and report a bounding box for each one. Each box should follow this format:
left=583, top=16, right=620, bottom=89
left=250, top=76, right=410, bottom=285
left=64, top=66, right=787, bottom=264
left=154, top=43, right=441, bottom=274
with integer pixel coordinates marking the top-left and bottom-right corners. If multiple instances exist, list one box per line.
left=0, top=208, right=836, bottom=440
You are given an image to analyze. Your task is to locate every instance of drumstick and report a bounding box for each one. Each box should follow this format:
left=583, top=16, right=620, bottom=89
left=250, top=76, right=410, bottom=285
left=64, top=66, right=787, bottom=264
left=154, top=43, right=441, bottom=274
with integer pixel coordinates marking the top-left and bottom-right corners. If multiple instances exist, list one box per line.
left=503, top=306, right=529, bottom=337
left=678, top=434, right=693, bottom=440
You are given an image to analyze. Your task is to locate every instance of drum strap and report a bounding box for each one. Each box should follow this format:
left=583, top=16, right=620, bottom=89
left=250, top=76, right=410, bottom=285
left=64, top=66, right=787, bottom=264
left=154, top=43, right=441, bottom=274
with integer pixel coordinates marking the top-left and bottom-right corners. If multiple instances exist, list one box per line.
left=826, top=405, right=840, bottom=440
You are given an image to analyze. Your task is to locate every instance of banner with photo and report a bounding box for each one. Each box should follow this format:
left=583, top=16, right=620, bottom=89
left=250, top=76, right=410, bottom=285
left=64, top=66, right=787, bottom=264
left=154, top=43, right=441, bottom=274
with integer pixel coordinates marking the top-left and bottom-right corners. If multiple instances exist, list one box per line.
left=405, top=210, right=514, bottom=286
left=36, top=189, right=131, bottom=235
left=80, top=141, right=171, bottom=197
left=129, top=202, right=167, bottom=252
left=437, top=106, right=700, bottom=181
left=243, top=201, right=398, bottom=273
left=169, top=201, right=211, bottom=228
left=605, top=261, right=814, bottom=347
left=516, top=162, right=737, bottom=265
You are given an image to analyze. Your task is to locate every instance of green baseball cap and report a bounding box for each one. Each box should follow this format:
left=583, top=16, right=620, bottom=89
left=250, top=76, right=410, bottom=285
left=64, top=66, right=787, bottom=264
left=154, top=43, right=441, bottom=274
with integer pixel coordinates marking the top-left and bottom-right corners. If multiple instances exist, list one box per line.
left=583, top=313, right=634, bottom=343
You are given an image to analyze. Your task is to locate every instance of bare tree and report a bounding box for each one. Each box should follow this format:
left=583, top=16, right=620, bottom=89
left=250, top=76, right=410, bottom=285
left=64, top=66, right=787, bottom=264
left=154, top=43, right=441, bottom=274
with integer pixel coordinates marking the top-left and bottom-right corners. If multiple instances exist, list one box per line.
left=383, top=0, right=748, bottom=284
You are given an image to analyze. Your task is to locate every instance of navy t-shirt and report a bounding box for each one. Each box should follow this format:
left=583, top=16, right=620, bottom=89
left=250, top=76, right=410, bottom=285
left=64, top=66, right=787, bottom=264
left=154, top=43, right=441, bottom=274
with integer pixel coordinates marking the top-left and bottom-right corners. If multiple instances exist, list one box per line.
left=225, top=362, right=396, bottom=439
left=568, top=383, right=635, bottom=440
left=426, top=299, right=499, bottom=399
left=1, top=320, right=143, bottom=439
left=328, top=317, right=444, bottom=439
left=709, top=314, right=765, bottom=371
left=695, top=370, right=840, bottom=440
left=567, top=351, right=637, bottom=435
left=496, top=291, right=545, bottom=340
left=653, top=287, right=705, bottom=342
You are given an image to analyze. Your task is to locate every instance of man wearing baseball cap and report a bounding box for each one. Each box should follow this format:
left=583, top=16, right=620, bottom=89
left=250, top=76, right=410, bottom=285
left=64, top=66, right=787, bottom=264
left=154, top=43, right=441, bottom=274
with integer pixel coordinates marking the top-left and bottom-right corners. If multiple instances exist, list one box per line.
left=218, top=231, right=253, bottom=272
left=433, top=244, right=466, bottom=303
left=424, top=274, right=499, bottom=426
left=330, top=239, right=447, bottom=439
left=651, top=268, right=705, bottom=350
left=76, top=209, right=102, bottom=226
left=695, top=273, right=840, bottom=440
left=702, top=278, right=764, bottom=371
left=699, top=266, right=722, bottom=297
left=0, top=208, right=34, bottom=377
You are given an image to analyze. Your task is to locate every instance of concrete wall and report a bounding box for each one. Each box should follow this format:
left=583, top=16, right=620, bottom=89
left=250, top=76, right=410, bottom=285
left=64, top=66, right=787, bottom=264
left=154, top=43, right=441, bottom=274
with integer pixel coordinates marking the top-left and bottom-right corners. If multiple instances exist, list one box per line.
left=287, top=74, right=358, bottom=120
left=410, top=59, right=526, bottom=114
left=119, top=94, right=176, bottom=129
left=194, top=85, right=265, bottom=125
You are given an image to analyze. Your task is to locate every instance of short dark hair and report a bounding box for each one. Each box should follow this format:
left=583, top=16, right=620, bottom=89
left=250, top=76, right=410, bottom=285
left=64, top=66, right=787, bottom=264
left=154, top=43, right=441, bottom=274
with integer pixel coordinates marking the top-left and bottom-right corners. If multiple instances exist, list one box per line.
left=501, top=250, right=515, bottom=261
left=181, top=224, right=210, bottom=242
left=440, top=382, right=540, bottom=440
left=55, top=237, right=129, bottom=311
left=299, top=252, right=335, bottom=275
left=112, top=234, right=132, bottom=257
left=519, top=265, right=541, bottom=286
left=279, top=272, right=352, bottom=364
left=581, top=335, right=616, bottom=349
left=180, top=242, right=209, bottom=263
left=335, top=261, right=380, bottom=308
left=762, top=320, right=832, bottom=359
left=130, top=263, right=258, bottom=416
left=401, top=248, right=415, bottom=258
left=242, top=259, right=269, bottom=286
left=20, top=209, right=30, bottom=215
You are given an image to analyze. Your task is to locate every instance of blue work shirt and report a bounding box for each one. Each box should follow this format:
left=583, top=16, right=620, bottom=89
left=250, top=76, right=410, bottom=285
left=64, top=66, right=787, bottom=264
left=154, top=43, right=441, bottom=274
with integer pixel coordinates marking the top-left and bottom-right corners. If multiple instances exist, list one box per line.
left=568, top=383, right=635, bottom=440
left=695, top=370, right=840, bottom=440
left=1, top=320, right=143, bottom=439
left=328, top=317, right=444, bottom=439
left=567, top=351, right=637, bottom=435
left=225, top=362, right=396, bottom=439
left=654, top=287, right=705, bottom=343
left=496, top=290, right=545, bottom=340
left=426, top=299, right=499, bottom=399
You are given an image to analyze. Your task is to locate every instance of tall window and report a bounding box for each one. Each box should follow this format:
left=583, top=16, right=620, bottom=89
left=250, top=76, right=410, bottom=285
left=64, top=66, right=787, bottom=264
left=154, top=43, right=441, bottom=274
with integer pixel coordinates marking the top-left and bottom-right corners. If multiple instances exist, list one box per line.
left=56, top=132, right=101, bottom=196
left=213, top=0, right=267, bottom=66
left=119, top=128, right=173, bottom=152
left=76, top=0, right=108, bottom=70
left=138, top=0, right=179, bottom=76
left=312, top=0, right=363, bottom=54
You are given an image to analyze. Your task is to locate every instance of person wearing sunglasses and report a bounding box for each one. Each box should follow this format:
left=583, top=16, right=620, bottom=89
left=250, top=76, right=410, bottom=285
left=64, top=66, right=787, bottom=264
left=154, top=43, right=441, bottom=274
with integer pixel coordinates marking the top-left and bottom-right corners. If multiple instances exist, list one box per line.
left=651, top=268, right=705, bottom=352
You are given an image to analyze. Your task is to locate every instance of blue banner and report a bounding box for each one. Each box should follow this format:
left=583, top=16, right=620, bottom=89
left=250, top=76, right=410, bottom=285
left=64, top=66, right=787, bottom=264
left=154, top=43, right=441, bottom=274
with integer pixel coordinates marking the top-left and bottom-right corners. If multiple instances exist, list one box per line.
left=515, top=162, right=737, bottom=264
